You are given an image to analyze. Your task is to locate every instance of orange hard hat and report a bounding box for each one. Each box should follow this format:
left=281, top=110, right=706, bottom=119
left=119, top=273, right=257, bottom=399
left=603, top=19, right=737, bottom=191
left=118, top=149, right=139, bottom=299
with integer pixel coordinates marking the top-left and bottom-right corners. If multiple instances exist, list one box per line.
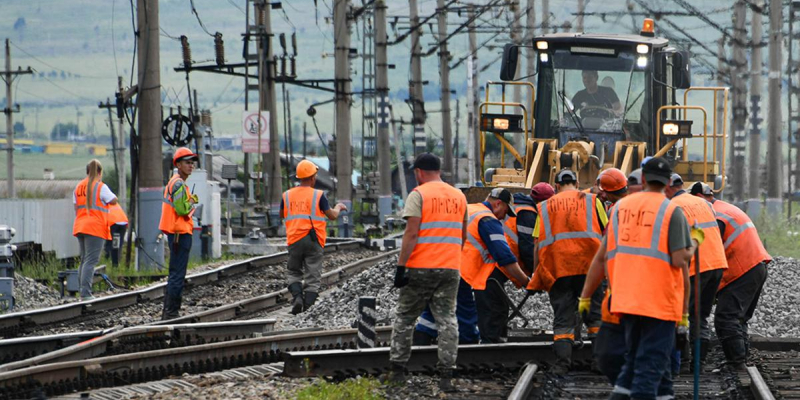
left=296, top=159, right=319, bottom=179
left=173, top=147, right=198, bottom=166
left=599, top=168, right=627, bottom=193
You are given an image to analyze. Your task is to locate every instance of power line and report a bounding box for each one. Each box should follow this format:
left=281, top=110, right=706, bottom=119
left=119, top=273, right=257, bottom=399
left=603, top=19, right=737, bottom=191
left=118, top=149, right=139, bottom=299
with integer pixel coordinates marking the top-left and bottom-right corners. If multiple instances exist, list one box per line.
left=37, top=74, right=96, bottom=102
left=8, top=41, right=114, bottom=80
left=189, top=0, right=216, bottom=37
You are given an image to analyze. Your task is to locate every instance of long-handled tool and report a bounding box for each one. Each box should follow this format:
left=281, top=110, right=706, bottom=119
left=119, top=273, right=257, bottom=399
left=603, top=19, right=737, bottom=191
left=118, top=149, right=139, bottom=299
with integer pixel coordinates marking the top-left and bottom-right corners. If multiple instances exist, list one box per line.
left=488, top=278, right=532, bottom=328
left=692, top=224, right=702, bottom=400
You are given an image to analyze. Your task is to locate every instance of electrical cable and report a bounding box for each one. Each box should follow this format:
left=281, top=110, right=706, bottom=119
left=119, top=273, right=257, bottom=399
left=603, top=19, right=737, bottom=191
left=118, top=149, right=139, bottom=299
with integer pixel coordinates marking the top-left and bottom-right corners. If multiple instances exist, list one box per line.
left=8, top=41, right=111, bottom=80
left=226, top=0, right=246, bottom=14
left=189, top=0, right=216, bottom=37
left=160, top=27, right=182, bottom=41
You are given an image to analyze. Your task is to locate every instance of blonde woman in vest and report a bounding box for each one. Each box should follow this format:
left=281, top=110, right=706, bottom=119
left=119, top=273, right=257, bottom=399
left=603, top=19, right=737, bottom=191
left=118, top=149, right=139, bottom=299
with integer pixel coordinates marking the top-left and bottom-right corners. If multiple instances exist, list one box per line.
left=73, top=159, right=118, bottom=300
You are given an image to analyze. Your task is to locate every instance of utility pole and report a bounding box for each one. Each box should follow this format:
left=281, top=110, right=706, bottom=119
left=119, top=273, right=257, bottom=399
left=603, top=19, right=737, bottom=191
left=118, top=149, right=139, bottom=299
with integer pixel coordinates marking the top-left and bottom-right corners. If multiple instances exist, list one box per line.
left=254, top=1, right=282, bottom=212
left=136, top=0, right=164, bottom=269
left=436, top=0, right=453, bottom=181
left=2, top=39, right=32, bottom=199
left=454, top=96, right=460, bottom=183
left=408, top=0, right=426, bottom=156
left=510, top=0, right=523, bottom=165
left=302, top=121, right=307, bottom=158
left=577, top=0, right=585, bottom=32
left=526, top=0, right=536, bottom=134
left=116, top=77, right=127, bottom=208
left=766, top=0, right=783, bottom=213
left=468, top=6, right=480, bottom=183
left=375, top=0, right=393, bottom=215
left=716, top=37, right=728, bottom=197
left=730, top=0, right=747, bottom=203
left=334, top=0, right=353, bottom=209
left=542, top=0, right=550, bottom=34
left=747, top=0, right=764, bottom=211
left=389, top=106, right=408, bottom=199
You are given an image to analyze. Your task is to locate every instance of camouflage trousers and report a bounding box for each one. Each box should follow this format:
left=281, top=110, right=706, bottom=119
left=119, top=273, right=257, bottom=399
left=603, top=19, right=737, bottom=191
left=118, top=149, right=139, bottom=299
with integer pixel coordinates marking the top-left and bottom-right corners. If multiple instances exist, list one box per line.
left=390, top=268, right=460, bottom=371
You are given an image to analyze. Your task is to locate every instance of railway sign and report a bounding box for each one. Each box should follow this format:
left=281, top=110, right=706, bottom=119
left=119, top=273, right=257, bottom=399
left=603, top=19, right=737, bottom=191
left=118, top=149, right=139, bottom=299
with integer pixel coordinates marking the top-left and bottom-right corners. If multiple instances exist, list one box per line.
left=161, top=114, right=194, bottom=146
left=241, top=111, right=270, bottom=153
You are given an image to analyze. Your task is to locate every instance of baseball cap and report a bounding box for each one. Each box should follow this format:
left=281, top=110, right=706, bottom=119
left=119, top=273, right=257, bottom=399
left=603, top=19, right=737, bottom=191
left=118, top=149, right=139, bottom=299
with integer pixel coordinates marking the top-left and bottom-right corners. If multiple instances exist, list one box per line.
left=670, top=173, right=684, bottom=187
left=531, top=182, right=555, bottom=202
left=690, top=181, right=713, bottom=196
left=410, top=153, right=441, bottom=171
left=642, top=157, right=672, bottom=185
left=555, top=169, right=578, bottom=184
left=641, top=156, right=653, bottom=168
left=489, top=187, right=516, bottom=217
left=628, top=168, right=642, bottom=185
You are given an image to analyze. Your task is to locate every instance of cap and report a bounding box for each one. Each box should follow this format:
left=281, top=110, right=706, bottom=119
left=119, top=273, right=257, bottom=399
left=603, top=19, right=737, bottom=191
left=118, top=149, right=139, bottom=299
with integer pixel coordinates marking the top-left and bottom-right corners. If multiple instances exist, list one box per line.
left=628, top=168, right=642, bottom=185
left=555, top=169, right=577, bottom=184
left=296, top=159, right=319, bottom=179
left=173, top=147, right=199, bottom=167
left=489, top=187, right=516, bottom=217
left=642, top=157, right=672, bottom=185
left=410, top=153, right=441, bottom=171
left=599, top=168, right=628, bottom=193
left=641, top=156, right=653, bottom=168
left=670, top=173, right=684, bottom=187
left=690, top=181, right=713, bottom=196
left=531, top=182, right=555, bottom=202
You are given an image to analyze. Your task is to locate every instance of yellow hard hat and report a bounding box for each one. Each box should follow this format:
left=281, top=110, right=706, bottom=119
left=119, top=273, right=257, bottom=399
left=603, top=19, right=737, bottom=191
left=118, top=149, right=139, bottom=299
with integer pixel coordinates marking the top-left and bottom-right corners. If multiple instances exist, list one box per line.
left=296, top=160, right=319, bottom=179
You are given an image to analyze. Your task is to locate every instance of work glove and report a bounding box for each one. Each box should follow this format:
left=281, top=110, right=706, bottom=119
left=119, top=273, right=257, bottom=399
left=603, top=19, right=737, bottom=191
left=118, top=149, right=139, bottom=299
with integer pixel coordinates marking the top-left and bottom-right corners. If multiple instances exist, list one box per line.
left=578, top=297, right=592, bottom=317
left=677, top=313, right=690, bottom=336
left=690, top=226, right=705, bottom=246
left=393, top=265, right=410, bottom=288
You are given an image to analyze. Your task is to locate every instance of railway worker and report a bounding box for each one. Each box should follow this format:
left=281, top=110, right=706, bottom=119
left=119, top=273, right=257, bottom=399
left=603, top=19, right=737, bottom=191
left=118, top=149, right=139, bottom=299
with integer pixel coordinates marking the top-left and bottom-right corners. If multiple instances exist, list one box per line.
left=528, top=169, right=607, bottom=373
left=503, top=188, right=548, bottom=275
left=159, top=147, right=199, bottom=320
left=605, top=157, right=701, bottom=400
left=627, top=169, right=643, bottom=195
left=105, top=203, right=128, bottom=268
left=282, top=160, right=347, bottom=315
left=666, top=175, right=728, bottom=371
left=387, top=153, right=467, bottom=392
left=599, top=168, right=628, bottom=209
left=73, top=159, right=119, bottom=301
left=691, top=182, right=771, bottom=371
left=572, top=70, right=623, bottom=118
left=461, top=188, right=530, bottom=344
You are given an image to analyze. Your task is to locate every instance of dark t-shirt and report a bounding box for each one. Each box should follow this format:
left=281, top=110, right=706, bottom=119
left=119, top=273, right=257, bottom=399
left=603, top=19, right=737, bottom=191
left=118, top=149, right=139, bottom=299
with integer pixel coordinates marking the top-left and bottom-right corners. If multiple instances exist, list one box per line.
left=572, top=86, right=620, bottom=113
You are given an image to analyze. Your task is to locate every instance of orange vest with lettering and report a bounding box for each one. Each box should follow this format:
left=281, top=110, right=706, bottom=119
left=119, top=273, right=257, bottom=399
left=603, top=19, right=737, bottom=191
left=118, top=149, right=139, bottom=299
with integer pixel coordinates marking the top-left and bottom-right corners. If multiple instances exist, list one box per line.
left=406, top=182, right=467, bottom=270
left=712, top=200, right=772, bottom=290
left=527, top=191, right=603, bottom=292
left=461, top=203, right=500, bottom=290
left=671, top=193, right=728, bottom=276
left=107, top=204, right=129, bottom=227
left=159, top=174, right=194, bottom=234
left=607, top=192, right=683, bottom=322
left=283, top=186, right=328, bottom=247
left=73, top=178, right=111, bottom=240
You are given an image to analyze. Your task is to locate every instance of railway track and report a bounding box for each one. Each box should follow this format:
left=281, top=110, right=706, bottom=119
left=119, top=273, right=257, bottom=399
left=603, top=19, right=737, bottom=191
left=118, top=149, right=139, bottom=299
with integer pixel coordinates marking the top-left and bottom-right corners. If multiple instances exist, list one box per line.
left=0, top=240, right=363, bottom=338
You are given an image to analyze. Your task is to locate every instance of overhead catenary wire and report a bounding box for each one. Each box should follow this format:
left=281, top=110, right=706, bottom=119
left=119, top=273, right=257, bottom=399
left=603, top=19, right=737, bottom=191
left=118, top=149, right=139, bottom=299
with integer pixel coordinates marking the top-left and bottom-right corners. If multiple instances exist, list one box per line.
left=189, top=0, right=216, bottom=37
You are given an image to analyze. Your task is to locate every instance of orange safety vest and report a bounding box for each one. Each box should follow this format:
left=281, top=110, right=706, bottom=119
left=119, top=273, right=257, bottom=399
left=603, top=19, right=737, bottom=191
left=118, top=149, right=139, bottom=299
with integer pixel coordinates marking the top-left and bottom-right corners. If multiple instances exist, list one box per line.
left=503, top=204, right=537, bottom=275
left=461, top=203, right=500, bottom=290
left=527, top=191, right=603, bottom=292
left=405, top=181, right=467, bottom=270
left=107, top=204, right=129, bottom=227
left=607, top=192, right=683, bottom=322
left=712, top=200, right=772, bottom=290
left=159, top=174, right=194, bottom=234
left=282, top=186, right=328, bottom=247
left=73, top=178, right=111, bottom=240
left=602, top=203, right=622, bottom=325
left=671, top=193, right=728, bottom=276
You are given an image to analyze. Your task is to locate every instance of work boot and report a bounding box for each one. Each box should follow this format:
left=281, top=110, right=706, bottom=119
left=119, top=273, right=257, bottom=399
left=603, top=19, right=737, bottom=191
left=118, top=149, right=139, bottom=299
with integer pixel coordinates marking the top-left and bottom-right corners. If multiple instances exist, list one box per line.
left=288, top=282, right=304, bottom=315
left=551, top=340, right=572, bottom=374
left=165, top=296, right=181, bottom=320
left=161, top=296, right=173, bottom=321
left=381, top=362, right=406, bottom=385
left=438, top=369, right=456, bottom=393
left=304, top=291, right=319, bottom=310
left=699, top=339, right=711, bottom=365
left=721, top=338, right=748, bottom=371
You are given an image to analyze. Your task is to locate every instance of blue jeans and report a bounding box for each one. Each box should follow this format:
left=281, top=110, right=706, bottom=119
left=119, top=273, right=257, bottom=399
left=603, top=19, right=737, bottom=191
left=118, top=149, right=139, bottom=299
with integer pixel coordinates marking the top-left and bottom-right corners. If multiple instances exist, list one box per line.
left=613, top=315, right=675, bottom=400
left=166, top=233, right=193, bottom=299
left=416, top=278, right=480, bottom=344
left=594, top=321, right=626, bottom=385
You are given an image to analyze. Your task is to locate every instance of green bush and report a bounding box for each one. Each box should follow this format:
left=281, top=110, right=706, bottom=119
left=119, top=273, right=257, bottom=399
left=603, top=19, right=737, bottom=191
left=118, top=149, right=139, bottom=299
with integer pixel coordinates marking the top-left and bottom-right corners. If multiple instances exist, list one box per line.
left=754, top=214, right=800, bottom=259
left=294, top=377, right=384, bottom=400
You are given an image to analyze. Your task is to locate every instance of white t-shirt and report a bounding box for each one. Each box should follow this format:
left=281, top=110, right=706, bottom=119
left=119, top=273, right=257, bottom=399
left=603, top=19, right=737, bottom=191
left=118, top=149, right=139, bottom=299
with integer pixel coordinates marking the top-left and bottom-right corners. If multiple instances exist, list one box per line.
left=73, top=183, right=117, bottom=206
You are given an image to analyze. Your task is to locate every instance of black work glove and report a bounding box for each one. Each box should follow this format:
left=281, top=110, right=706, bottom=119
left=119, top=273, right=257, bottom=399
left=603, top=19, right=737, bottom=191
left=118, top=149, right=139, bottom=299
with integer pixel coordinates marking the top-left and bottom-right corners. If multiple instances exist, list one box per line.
left=394, top=265, right=410, bottom=288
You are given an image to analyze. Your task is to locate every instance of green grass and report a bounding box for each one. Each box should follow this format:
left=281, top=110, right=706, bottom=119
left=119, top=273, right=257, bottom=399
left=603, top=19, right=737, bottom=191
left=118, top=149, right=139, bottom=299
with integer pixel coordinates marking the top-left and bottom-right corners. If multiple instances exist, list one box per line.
left=0, top=152, right=116, bottom=180
left=754, top=214, right=800, bottom=259
left=294, top=377, right=385, bottom=400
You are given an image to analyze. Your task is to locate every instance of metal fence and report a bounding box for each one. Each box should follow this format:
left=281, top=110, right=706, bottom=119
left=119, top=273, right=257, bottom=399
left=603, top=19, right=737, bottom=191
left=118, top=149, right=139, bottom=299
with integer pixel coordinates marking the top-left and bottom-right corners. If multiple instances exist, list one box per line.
left=0, top=199, right=79, bottom=259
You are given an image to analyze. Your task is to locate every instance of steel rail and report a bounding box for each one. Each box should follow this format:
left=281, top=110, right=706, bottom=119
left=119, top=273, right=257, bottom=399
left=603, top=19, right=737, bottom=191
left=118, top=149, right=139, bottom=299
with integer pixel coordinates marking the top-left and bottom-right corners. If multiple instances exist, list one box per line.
left=0, top=327, right=394, bottom=398
left=0, top=240, right=362, bottom=338
left=747, top=366, right=777, bottom=400
left=0, top=319, right=277, bottom=373
left=507, top=362, right=539, bottom=400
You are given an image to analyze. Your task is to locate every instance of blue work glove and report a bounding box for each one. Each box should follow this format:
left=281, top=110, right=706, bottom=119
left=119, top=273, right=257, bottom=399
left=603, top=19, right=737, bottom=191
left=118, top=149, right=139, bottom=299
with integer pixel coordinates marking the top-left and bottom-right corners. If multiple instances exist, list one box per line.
left=394, top=265, right=410, bottom=288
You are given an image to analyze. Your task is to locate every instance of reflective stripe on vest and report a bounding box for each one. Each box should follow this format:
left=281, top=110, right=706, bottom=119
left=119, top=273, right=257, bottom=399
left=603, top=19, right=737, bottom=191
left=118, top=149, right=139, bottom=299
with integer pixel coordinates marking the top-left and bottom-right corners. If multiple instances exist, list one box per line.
left=159, top=175, right=194, bottom=234
left=607, top=199, right=671, bottom=263
left=503, top=223, right=518, bottom=245
left=405, top=182, right=466, bottom=270
left=715, top=212, right=756, bottom=249
left=283, top=187, right=328, bottom=247
left=538, top=195, right=602, bottom=248
left=73, top=178, right=111, bottom=239
left=417, top=221, right=463, bottom=245
left=284, top=190, right=327, bottom=222
left=466, top=209, right=494, bottom=264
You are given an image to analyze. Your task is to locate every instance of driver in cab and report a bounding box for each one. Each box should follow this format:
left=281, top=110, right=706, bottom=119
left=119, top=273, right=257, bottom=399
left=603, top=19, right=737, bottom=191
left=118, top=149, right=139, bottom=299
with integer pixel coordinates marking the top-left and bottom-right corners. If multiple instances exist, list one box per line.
left=572, top=70, right=622, bottom=118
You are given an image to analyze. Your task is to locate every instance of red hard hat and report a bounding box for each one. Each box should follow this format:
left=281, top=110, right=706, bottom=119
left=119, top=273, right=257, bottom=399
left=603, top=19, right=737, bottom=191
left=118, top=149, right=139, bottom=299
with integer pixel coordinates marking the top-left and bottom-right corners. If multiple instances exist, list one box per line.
left=599, top=168, right=627, bottom=193
left=173, top=147, right=198, bottom=167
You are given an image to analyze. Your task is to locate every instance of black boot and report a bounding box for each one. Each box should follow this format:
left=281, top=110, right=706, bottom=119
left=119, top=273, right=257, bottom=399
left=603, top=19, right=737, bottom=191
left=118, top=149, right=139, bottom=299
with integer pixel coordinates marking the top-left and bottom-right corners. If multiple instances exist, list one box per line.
left=699, top=339, right=711, bottom=365
left=165, top=295, right=181, bottom=320
left=412, top=329, right=434, bottom=346
left=552, top=340, right=572, bottom=374
left=304, top=291, right=318, bottom=310
left=382, top=362, right=406, bottom=385
left=438, top=369, right=456, bottom=393
left=161, top=296, right=173, bottom=321
left=721, top=338, right=748, bottom=371
left=288, top=282, right=304, bottom=315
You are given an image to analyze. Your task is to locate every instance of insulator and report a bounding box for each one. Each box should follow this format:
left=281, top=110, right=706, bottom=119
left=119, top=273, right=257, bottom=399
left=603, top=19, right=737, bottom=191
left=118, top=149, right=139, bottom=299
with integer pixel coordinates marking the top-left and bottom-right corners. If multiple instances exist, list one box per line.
left=279, top=33, right=287, bottom=55
left=290, top=58, right=296, bottom=78
left=180, top=36, right=192, bottom=68
left=214, top=32, right=225, bottom=66
left=281, top=58, right=287, bottom=77
left=291, top=33, right=297, bottom=57
left=256, top=7, right=265, bottom=26
left=201, top=110, right=212, bottom=127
